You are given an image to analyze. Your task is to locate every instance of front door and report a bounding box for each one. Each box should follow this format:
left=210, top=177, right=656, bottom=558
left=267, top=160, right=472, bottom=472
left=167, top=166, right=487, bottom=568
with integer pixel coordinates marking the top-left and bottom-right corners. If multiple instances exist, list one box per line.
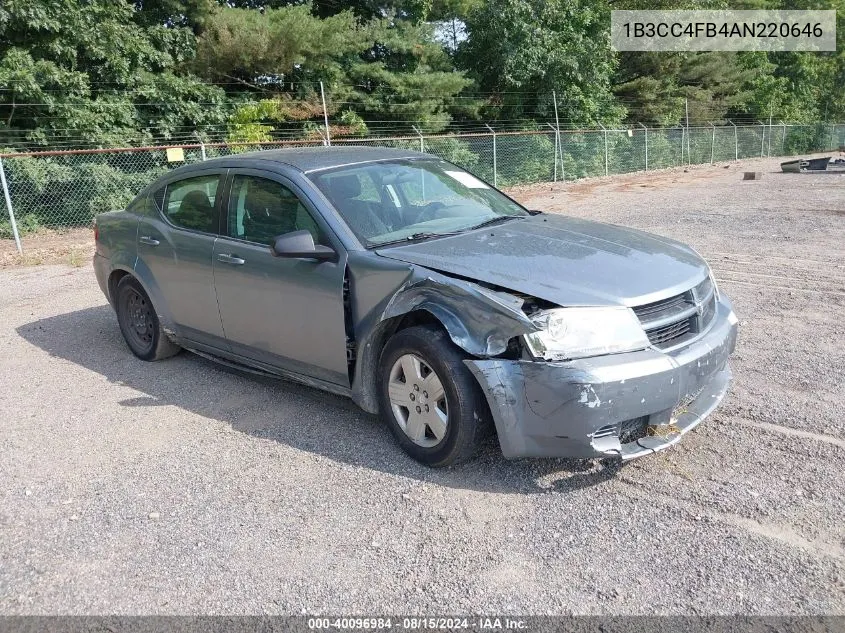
left=212, top=170, right=350, bottom=387
left=135, top=171, right=225, bottom=347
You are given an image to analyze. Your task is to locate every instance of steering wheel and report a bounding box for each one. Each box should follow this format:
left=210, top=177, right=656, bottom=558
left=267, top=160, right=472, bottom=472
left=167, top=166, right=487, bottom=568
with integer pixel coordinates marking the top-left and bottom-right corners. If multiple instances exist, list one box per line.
left=413, top=201, right=446, bottom=223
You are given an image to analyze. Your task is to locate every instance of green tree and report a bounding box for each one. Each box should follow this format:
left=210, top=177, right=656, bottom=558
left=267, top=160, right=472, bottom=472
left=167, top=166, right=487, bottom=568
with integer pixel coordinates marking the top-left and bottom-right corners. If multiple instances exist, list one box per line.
left=195, top=5, right=471, bottom=132
left=0, top=0, right=227, bottom=147
left=456, top=0, right=623, bottom=127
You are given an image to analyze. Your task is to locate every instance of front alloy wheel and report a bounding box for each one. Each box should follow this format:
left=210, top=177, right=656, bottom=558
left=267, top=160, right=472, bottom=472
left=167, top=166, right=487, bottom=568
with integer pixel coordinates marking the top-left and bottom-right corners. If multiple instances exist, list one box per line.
left=377, top=325, right=491, bottom=467
left=388, top=353, right=449, bottom=447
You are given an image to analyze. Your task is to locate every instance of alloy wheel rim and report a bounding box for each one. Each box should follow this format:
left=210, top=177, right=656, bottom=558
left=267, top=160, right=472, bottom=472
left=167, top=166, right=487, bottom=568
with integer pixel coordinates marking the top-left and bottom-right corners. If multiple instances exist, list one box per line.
left=388, top=353, right=448, bottom=448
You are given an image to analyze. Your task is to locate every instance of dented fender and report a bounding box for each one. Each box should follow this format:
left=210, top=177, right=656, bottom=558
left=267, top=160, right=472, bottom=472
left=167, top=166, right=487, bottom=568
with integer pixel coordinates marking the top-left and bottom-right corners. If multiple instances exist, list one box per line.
left=379, top=273, right=537, bottom=357
left=345, top=251, right=539, bottom=413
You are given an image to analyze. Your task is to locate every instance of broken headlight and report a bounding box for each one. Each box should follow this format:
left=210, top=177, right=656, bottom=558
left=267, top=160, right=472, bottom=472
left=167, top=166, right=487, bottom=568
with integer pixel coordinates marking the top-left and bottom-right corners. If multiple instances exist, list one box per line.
left=523, top=307, right=650, bottom=361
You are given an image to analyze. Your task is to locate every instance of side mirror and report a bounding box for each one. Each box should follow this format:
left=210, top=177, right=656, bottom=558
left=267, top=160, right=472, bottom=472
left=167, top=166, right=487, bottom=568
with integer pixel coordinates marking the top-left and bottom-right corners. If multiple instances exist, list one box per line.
left=271, top=230, right=337, bottom=262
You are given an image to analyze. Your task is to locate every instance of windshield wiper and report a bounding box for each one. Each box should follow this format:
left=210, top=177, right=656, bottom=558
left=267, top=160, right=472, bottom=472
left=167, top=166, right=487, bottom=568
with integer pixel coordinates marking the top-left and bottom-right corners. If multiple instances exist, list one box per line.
left=373, top=231, right=461, bottom=248
left=463, top=215, right=522, bottom=232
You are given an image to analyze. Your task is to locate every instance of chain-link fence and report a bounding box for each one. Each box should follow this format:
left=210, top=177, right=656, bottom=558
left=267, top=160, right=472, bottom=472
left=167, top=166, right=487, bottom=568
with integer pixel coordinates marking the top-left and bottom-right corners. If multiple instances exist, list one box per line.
left=2, top=122, right=843, bottom=251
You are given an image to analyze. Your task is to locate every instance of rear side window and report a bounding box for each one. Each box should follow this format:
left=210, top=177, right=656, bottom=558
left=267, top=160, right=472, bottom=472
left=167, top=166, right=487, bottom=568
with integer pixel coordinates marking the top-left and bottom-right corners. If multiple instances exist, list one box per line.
left=162, top=174, right=221, bottom=234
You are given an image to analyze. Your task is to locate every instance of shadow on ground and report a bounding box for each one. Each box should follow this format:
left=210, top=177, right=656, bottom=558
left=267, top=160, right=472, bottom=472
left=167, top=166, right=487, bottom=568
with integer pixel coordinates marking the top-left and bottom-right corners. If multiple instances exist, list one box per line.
left=16, top=305, right=623, bottom=494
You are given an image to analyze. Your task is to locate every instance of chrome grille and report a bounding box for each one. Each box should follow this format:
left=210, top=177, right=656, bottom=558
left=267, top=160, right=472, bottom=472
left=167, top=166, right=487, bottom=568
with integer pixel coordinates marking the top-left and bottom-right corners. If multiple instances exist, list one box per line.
left=632, top=293, right=689, bottom=320
left=633, top=277, right=716, bottom=349
left=647, top=317, right=694, bottom=347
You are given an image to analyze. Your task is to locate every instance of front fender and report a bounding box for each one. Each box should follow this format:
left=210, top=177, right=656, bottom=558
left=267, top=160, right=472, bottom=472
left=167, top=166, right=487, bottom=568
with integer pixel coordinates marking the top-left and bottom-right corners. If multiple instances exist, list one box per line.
left=346, top=252, right=538, bottom=413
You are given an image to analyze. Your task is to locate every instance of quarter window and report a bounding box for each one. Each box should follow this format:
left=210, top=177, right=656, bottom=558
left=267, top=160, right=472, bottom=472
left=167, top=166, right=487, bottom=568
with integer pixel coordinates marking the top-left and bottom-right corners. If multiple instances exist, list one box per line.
left=162, top=175, right=220, bottom=233
left=226, top=175, right=323, bottom=245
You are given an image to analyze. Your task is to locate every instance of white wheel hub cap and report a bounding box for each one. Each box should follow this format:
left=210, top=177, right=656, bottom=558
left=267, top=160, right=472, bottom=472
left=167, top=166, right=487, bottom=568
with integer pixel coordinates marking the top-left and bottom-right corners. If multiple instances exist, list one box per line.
left=388, top=353, right=448, bottom=448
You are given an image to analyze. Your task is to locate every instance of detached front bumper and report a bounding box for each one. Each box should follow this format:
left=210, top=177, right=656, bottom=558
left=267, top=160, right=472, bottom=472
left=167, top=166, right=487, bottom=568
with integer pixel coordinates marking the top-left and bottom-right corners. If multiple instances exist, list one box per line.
left=466, top=296, right=738, bottom=460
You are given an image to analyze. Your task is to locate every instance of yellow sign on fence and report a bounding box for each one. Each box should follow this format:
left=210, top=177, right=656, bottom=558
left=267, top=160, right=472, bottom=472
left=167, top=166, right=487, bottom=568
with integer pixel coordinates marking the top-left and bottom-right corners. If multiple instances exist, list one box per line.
left=166, top=147, right=185, bottom=162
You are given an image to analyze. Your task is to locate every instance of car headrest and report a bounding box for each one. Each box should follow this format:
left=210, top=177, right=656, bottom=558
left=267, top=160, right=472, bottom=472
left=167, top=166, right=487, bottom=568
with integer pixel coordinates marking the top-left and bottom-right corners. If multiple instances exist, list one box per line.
left=244, top=186, right=282, bottom=218
left=180, top=190, right=213, bottom=214
left=329, top=174, right=361, bottom=200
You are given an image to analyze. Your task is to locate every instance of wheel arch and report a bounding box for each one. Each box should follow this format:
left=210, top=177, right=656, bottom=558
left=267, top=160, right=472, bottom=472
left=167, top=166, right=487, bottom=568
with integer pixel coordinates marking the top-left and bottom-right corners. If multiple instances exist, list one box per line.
left=107, top=268, right=131, bottom=305
left=108, top=264, right=179, bottom=343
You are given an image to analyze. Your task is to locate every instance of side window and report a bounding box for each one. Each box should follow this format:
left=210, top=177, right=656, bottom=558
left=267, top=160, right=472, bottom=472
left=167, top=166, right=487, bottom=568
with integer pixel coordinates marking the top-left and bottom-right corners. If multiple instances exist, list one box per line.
left=162, top=174, right=220, bottom=234
left=226, top=175, right=323, bottom=246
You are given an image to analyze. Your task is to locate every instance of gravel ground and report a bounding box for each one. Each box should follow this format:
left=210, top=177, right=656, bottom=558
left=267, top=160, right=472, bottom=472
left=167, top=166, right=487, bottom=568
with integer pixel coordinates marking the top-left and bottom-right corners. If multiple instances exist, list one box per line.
left=1, top=156, right=843, bottom=615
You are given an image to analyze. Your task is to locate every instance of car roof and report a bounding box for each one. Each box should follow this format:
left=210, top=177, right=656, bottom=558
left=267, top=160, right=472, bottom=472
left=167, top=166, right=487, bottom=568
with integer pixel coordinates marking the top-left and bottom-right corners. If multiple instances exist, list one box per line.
left=173, top=145, right=431, bottom=175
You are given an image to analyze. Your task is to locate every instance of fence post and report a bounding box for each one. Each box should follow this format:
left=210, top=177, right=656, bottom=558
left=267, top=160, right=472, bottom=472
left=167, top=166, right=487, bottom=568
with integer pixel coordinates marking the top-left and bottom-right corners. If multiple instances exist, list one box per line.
left=0, top=157, right=22, bottom=254
left=546, top=123, right=558, bottom=182
left=200, top=142, right=206, bottom=161
left=709, top=122, right=716, bottom=164
left=319, top=81, right=331, bottom=147
left=552, top=91, right=564, bottom=181
left=638, top=123, right=648, bottom=171
left=412, top=125, right=425, bottom=154
left=758, top=121, right=765, bottom=157
left=767, top=113, right=773, bottom=157
left=598, top=123, right=609, bottom=176
left=674, top=125, right=684, bottom=166
left=728, top=120, right=738, bottom=160
left=780, top=122, right=786, bottom=155
left=484, top=124, right=497, bottom=187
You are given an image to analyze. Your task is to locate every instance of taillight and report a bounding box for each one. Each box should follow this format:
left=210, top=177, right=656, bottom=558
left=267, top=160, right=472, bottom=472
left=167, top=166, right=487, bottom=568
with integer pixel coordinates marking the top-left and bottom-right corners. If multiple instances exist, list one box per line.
left=94, top=222, right=99, bottom=242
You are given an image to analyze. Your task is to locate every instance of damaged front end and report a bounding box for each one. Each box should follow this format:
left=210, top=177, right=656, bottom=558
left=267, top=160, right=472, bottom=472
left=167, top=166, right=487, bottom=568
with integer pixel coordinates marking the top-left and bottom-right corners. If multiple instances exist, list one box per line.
left=345, top=252, right=542, bottom=416
left=465, top=296, right=737, bottom=460
left=346, top=251, right=738, bottom=461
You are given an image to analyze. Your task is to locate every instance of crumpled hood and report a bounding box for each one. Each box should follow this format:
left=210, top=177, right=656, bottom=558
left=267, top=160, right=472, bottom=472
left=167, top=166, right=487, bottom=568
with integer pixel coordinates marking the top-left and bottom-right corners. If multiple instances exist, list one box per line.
left=375, top=214, right=708, bottom=307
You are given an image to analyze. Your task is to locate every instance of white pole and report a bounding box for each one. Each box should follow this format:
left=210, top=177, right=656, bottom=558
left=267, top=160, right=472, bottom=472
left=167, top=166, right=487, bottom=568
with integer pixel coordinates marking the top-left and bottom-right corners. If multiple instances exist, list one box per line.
left=709, top=122, right=716, bottom=164
left=758, top=120, right=765, bottom=157
left=599, top=123, right=608, bottom=176
left=781, top=121, right=786, bottom=154
left=484, top=124, right=497, bottom=187
left=200, top=142, right=206, bottom=162
left=412, top=125, right=426, bottom=199
left=552, top=91, right=564, bottom=181
left=319, top=81, right=331, bottom=146
left=546, top=123, right=558, bottom=182
left=685, top=98, right=691, bottom=166
left=0, top=157, right=22, bottom=254
left=638, top=122, right=648, bottom=171
left=768, top=105, right=773, bottom=156
left=729, top=120, right=738, bottom=160
left=412, top=125, right=424, bottom=153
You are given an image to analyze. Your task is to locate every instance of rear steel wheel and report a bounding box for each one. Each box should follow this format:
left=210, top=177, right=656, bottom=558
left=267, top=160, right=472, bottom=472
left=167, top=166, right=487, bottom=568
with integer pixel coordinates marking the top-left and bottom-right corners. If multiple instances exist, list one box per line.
left=115, top=276, right=180, bottom=361
left=121, top=286, right=155, bottom=354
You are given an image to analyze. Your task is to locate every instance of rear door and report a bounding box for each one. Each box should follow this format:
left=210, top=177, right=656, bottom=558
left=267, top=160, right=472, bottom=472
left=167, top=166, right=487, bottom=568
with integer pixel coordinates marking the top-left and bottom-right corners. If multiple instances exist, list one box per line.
left=212, top=169, right=350, bottom=387
left=135, top=170, right=226, bottom=347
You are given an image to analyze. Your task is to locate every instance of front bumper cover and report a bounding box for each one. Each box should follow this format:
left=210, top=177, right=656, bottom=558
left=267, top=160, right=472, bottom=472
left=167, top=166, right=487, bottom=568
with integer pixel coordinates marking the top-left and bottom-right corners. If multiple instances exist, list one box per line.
left=466, top=296, right=738, bottom=460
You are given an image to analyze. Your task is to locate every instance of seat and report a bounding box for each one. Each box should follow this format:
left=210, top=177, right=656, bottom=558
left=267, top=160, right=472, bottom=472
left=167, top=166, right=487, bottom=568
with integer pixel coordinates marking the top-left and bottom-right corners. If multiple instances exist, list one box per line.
left=326, top=174, right=388, bottom=238
left=242, top=183, right=297, bottom=245
left=177, top=190, right=216, bottom=233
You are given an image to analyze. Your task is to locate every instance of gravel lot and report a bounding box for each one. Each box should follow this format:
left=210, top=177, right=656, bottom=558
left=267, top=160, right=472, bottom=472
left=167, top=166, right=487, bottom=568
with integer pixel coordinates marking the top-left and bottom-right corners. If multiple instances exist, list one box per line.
left=1, top=156, right=844, bottom=615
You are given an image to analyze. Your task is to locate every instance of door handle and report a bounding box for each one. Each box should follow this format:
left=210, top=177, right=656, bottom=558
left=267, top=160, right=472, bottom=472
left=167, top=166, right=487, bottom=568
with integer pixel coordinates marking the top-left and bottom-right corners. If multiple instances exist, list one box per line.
left=217, top=253, right=246, bottom=265
left=139, top=236, right=160, bottom=246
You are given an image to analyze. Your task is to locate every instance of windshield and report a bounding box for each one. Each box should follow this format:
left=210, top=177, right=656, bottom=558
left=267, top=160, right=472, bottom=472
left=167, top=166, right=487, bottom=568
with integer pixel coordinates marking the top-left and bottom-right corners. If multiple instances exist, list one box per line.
left=308, top=159, right=528, bottom=247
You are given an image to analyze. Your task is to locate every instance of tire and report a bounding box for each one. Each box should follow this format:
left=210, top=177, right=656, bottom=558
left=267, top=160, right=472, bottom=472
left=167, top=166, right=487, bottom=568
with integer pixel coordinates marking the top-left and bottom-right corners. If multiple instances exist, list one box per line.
left=377, top=325, right=490, bottom=467
left=115, top=275, right=180, bottom=361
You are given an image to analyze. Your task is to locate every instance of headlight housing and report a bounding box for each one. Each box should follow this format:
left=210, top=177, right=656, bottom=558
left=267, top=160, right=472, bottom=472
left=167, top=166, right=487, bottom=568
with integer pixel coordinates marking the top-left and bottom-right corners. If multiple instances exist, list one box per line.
left=709, top=268, right=720, bottom=301
left=523, top=307, right=650, bottom=361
